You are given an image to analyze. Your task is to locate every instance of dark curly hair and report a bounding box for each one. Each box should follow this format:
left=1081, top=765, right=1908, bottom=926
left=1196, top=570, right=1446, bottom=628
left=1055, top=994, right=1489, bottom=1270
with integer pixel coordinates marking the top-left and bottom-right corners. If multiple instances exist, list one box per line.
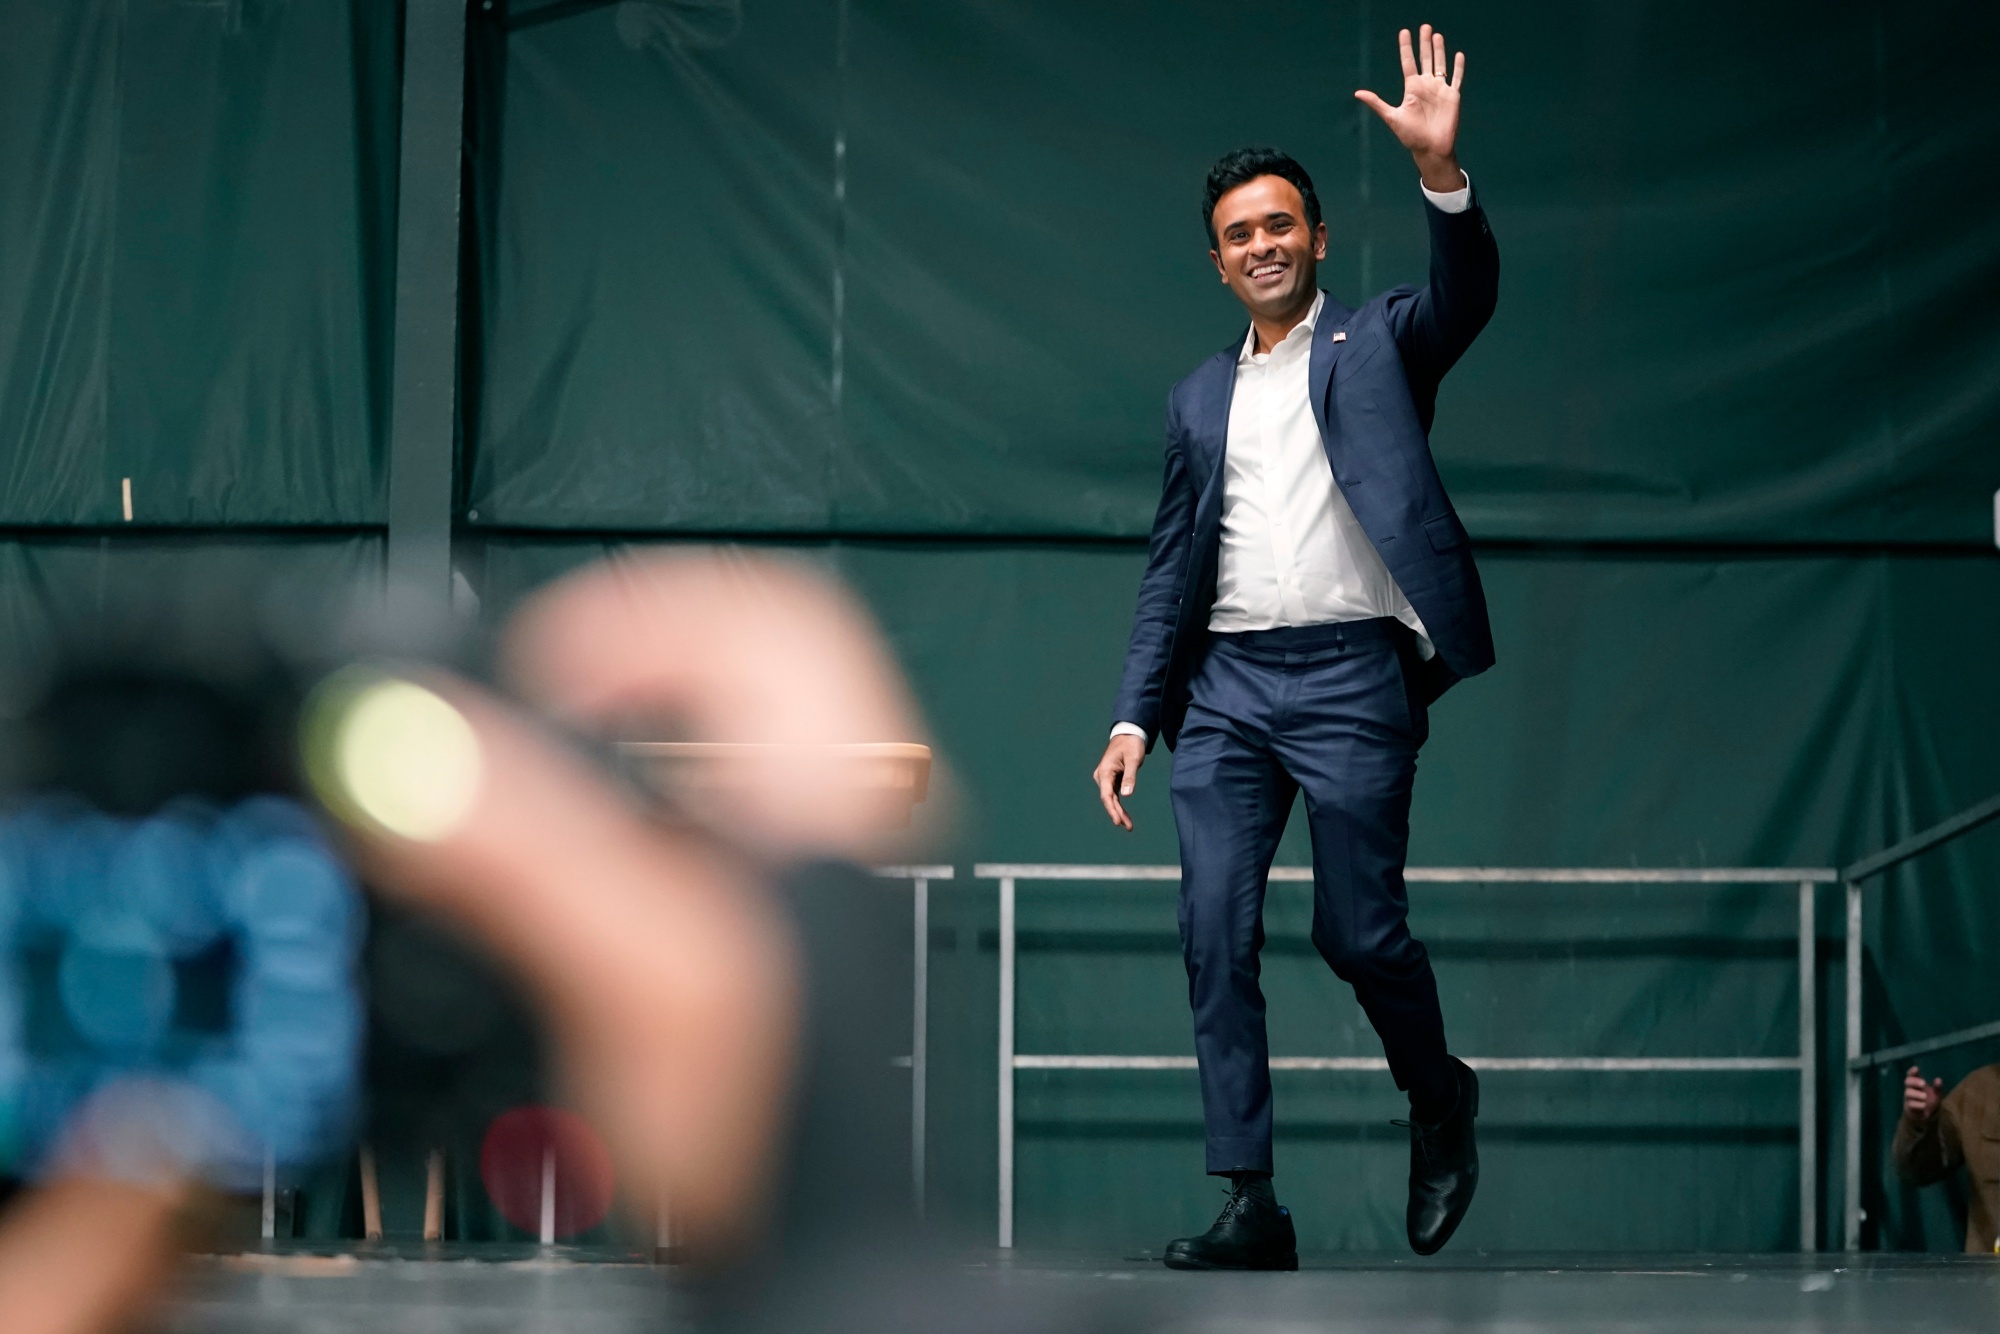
left=1202, top=148, right=1321, bottom=249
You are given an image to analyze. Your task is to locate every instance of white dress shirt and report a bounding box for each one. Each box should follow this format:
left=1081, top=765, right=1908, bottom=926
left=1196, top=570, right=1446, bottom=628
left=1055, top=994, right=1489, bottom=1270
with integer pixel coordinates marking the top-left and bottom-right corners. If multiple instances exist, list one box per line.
left=1113, top=176, right=1469, bottom=743
left=1206, top=286, right=1427, bottom=643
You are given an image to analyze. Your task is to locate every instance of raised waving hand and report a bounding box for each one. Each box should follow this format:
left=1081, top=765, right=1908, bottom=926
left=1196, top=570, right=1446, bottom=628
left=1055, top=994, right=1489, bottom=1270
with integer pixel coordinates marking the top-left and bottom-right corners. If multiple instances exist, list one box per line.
left=1355, top=24, right=1467, bottom=193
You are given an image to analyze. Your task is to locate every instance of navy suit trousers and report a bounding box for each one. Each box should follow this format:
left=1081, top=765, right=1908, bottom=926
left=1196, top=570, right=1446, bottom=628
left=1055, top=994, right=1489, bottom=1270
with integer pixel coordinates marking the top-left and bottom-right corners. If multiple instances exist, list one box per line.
left=1168, top=619, right=1454, bottom=1176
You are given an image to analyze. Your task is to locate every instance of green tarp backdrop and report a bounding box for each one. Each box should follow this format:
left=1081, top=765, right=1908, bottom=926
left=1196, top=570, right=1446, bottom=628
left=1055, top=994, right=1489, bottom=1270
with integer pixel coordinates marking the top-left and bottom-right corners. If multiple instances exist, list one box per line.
left=0, top=0, right=1996, bottom=1253
left=464, top=0, right=2000, bottom=541
left=0, top=0, right=398, bottom=524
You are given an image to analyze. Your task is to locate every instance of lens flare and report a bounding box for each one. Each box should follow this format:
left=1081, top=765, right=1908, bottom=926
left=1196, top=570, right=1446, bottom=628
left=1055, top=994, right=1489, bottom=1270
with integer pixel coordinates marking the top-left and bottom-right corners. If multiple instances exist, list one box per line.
left=306, top=673, right=482, bottom=842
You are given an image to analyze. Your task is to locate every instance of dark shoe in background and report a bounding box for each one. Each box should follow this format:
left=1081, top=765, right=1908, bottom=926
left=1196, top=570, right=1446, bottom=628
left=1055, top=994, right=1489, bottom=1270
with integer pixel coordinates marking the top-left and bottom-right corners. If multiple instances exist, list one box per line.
left=1403, top=1055, right=1479, bottom=1255
left=1163, top=1177, right=1298, bottom=1271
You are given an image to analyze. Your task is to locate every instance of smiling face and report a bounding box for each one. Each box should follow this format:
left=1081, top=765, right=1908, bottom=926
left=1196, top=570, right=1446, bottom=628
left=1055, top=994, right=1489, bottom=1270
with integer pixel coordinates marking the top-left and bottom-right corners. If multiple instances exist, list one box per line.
left=1208, top=174, right=1326, bottom=328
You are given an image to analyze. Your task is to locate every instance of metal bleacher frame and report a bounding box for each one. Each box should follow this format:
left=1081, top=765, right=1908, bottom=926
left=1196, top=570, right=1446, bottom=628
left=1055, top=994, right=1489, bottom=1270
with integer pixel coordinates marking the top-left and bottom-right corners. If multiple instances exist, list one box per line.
left=1837, top=793, right=2000, bottom=1251
left=248, top=798, right=1997, bottom=1250
left=977, top=863, right=1834, bottom=1253
left=874, top=864, right=956, bottom=1214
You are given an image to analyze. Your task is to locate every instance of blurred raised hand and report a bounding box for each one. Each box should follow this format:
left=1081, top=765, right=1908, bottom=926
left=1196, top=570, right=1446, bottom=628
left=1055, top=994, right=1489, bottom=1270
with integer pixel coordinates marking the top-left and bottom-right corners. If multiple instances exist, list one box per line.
left=336, top=552, right=931, bottom=1257
left=0, top=551, right=935, bottom=1329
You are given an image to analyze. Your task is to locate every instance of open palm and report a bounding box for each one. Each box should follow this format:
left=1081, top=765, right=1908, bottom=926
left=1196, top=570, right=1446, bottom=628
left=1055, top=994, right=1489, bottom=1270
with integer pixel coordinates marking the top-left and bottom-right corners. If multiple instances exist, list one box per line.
left=1356, top=25, right=1463, bottom=166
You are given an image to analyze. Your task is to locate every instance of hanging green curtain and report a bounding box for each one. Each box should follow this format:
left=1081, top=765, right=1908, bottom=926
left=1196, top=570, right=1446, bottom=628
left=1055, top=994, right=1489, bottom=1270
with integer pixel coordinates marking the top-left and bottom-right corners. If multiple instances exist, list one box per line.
left=0, top=0, right=399, bottom=525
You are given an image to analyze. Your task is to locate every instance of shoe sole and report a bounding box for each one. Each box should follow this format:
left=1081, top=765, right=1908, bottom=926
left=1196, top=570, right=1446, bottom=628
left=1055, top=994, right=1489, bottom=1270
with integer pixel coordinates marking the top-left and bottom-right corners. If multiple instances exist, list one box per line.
left=1163, top=1253, right=1299, bottom=1272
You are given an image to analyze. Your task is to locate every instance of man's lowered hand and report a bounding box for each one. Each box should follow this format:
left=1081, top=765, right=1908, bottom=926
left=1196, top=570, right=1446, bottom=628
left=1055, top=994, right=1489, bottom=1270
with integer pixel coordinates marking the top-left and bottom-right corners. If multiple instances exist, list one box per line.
left=1093, top=733, right=1146, bottom=831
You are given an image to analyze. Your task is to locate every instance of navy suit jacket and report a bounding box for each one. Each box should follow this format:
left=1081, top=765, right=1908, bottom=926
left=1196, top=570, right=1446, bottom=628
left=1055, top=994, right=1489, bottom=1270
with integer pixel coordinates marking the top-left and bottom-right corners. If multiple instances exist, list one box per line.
left=1112, top=191, right=1500, bottom=751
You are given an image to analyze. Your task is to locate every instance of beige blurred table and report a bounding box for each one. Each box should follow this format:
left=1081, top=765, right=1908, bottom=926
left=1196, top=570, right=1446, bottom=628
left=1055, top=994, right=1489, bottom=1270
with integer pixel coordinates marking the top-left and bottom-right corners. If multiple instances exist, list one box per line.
left=616, top=741, right=934, bottom=828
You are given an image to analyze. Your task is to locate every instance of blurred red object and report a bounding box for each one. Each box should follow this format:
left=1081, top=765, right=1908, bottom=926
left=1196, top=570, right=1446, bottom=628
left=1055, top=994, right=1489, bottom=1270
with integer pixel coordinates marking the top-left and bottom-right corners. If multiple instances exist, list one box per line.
left=479, top=1106, right=616, bottom=1240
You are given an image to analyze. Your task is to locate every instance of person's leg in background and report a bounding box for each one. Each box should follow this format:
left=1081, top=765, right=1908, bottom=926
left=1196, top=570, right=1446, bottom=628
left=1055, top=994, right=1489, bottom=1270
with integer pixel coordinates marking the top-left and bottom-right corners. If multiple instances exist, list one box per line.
left=1161, top=643, right=1299, bottom=1270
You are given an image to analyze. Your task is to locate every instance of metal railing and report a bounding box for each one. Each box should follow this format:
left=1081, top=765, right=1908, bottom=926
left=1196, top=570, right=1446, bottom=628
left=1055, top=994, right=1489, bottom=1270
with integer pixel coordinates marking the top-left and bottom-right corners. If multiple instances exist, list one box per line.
left=874, top=864, right=955, bottom=1214
left=1839, top=792, right=2000, bottom=1251
left=977, top=863, right=1835, bottom=1253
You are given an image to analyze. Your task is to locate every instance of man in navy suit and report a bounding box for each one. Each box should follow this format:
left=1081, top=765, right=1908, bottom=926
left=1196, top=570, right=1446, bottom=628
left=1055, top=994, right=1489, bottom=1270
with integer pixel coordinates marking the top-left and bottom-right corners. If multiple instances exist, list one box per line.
left=1092, top=25, right=1497, bottom=1268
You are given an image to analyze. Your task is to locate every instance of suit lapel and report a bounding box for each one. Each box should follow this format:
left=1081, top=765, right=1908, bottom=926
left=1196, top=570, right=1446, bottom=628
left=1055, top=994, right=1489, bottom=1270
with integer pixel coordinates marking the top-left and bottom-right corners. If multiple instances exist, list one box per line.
left=1199, top=293, right=1355, bottom=485
left=1307, top=293, right=1354, bottom=452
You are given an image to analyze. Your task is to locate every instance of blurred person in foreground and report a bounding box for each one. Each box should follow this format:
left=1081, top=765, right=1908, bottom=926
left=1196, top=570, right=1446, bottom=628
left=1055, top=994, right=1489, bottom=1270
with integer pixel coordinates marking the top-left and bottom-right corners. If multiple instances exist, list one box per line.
left=1895, top=1061, right=2000, bottom=1253
left=1092, top=23, right=1496, bottom=1268
left=0, top=553, right=1109, bottom=1334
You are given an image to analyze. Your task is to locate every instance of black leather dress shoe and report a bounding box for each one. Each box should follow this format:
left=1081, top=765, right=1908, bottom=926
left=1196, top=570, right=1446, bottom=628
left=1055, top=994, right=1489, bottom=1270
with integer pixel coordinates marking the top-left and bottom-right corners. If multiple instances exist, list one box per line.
left=1403, top=1056, right=1479, bottom=1255
left=1163, top=1179, right=1298, bottom=1271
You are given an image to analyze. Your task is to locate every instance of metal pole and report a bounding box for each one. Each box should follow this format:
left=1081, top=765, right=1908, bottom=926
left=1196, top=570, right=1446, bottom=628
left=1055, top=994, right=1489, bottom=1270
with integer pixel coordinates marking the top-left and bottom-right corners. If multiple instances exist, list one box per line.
left=1797, top=880, right=1816, bottom=1252
left=912, top=877, right=928, bottom=1216
left=260, top=1148, right=276, bottom=1243
left=386, top=0, right=468, bottom=601
left=1839, top=790, right=2000, bottom=885
left=1854, top=1018, right=2000, bottom=1069
left=539, top=1144, right=557, bottom=1246
left=359, top=1144, right=383, bottom=1241
left=998, top=876, right=1016, bottom=1249
left=1843, top=879, right=1863, bottom=1251
left=423, top=1149, right=445, bottom=1241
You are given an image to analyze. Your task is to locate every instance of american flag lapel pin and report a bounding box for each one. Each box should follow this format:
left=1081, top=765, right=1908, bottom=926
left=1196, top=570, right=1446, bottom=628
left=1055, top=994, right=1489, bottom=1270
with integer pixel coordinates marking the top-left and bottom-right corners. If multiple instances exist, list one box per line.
left=1332, top=330, right=1347, bottom=342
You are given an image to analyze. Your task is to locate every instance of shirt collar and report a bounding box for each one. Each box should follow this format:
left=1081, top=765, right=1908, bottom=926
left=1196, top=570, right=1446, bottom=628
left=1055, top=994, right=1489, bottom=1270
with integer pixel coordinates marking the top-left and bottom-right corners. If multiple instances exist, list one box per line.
left=1239, top=290, right=1325, bottom=364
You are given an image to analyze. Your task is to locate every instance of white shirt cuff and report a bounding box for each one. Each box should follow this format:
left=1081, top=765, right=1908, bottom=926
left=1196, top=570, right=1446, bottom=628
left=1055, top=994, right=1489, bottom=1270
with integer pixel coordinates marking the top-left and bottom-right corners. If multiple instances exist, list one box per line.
left=1109, top=722, right=1150, bottom=743
left=1421, top=170, right=1471, bottom=214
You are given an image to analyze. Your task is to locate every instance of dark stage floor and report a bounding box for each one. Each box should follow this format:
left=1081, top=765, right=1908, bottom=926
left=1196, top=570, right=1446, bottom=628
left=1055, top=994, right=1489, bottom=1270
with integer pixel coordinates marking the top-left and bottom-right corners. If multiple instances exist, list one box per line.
left=156, top=1245, right=2000, bottom=1332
